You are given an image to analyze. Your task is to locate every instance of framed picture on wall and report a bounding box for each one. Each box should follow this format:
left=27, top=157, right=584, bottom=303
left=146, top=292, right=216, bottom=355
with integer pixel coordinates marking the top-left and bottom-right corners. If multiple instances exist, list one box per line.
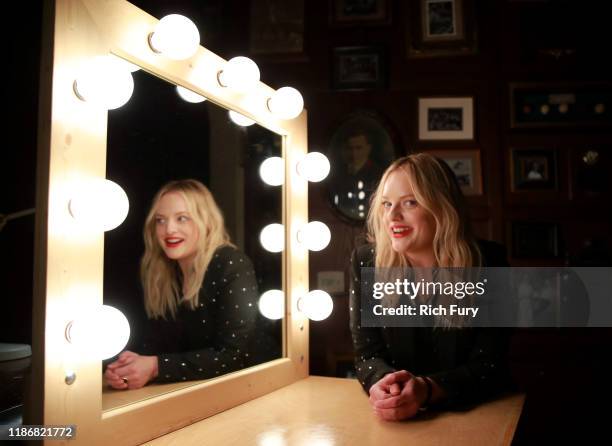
left=249, top=0, right=306, bottom=58
left=406, top=0, right=477, bottom=57
left=332, top=46, right=387, bottom=91
left=330, top=0, right=391, bottom=26
left=427, top=149, right=483, bottom=195
left=512, top=222, right=560, bottom=258
left=418, top=97, right=474, bottom=140
left=511, top=148, right=557, bottom=191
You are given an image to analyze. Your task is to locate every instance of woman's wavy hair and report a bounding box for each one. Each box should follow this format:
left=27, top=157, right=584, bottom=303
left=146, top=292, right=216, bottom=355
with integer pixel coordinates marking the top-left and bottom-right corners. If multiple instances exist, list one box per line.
left=141, top=179, right=232, bottom=319
left=367, top=153, right=481, bottom=269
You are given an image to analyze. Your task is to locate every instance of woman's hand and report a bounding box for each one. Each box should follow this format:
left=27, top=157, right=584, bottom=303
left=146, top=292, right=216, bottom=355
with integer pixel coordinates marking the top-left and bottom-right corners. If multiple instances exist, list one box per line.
left=104, top=351, right=159, bottom=390
left=369, top=370, right=428, bottom=421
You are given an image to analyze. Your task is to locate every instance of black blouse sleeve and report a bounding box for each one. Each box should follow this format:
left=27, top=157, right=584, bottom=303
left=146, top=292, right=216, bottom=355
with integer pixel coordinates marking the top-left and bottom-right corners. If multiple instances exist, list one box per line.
left=154, top=247, right=259, bottom=382
left=349, top=246, right=396, bottom=393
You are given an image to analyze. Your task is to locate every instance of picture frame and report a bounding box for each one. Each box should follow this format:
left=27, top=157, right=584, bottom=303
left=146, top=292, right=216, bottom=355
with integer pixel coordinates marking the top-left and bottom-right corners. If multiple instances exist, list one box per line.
left=406, top=0, right=477, bottom=58
left=512, top=222, right=561, bottom=258
left=326, top=110, right=398, bottom=223
left=426, top=149, right=483, bottom=195
left=330, top=0, right=391, bottom=26
left=418, top=96, right=474, bottom=140
left=332, top=46, right=387, bottom=91
left=510, top=82, right=612, bottom=128
left=511, top=148, right=557, bottom=191
left=249, top=0, right=306, bottom=58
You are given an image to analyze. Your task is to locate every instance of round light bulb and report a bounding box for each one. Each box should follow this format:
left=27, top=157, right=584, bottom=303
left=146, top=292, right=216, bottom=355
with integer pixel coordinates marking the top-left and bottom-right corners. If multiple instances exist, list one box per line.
left=176, top=85, right=207, bottom=103
left=69, top=179, right=129, bottom=232
left=228, top=110, right=255, bottom=127
left=259, top=157, right=284, bottom=186
left=298, top=290, right=333, bottom=321
left=73, top=56, right=134, bottom=110
left=218, top=56, right=260, bottom=92
left=149, top=14, right=200, bottom=60
left=67, top=305, right=130, bottom=360
left=260, top=223, right=284, bottom=253
left=296, top=152, right=330, bottom=182
left=258, top=290, right=285, bottom=320
left=297, top=221, right=331, bottom=252
left=267, top=87, right=304, bottom=120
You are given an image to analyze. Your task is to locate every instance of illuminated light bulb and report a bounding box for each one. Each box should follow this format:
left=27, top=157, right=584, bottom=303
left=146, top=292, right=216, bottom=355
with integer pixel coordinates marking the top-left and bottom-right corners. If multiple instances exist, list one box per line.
left=267, top=86, right=304, bottom=120
left=148, top=14, right=200, bottom=60
left=73, top=56, right=134, bottom=110
left=358, top=191, right=365, bottom=200
left=297, top=221, right=331, bottom=252
left=260, top=223, right=284, bottom=253
left=258, top=290, right=285, bottom=320
left=109, top=54, right=140, bottom=73
left=228, top=110, right=255, bottom=126
left=176, top=85, right=207, bottom=103
left=259, top=157, right=284, bottom=186
left=298, top=290, right=333, bottom=321
left=218, top=56, right=260, bottom=92
left=66, top=305, right=130, bottom=360
left=69, top=179, right=129, bottom=232
left=296, top=152, right=330, bottom=182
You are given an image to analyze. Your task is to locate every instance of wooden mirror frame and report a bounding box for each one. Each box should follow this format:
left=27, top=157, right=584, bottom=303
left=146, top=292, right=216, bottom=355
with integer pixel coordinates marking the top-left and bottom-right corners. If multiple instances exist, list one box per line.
left=30, top=1, right=309, bottom=444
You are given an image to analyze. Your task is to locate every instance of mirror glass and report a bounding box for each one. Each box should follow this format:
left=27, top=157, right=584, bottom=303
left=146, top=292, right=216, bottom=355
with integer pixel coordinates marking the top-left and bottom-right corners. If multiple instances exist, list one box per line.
left=101, top=68, right=283, bottom=410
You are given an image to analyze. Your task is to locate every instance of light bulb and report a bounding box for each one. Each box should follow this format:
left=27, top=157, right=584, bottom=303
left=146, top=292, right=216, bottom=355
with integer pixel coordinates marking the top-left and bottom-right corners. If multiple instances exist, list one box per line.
left=148, top=14, right=200, bottom=60
left=73, top=56, right=134, bottom=110
left=176, top=85, right=207, bottom=103
left=297, top=221, right=331, bottom=252
left=259, top=157, right=284, bottom=186
left=228, top=110, right=255, bottom=127
left=69, top=179, right=129, bottom=232
left=260, top=223, right=284, bottom=253
left=66, top=305, right=130, bottom=360
left=218, top=56, right=260, bottom=92
left=298, top=290, right=333, bottom=321
left=296, top=152, right=330, bottom=182
left=267, top=87, right=304, bottom=120
left=258, top=290, right=285, bottom=320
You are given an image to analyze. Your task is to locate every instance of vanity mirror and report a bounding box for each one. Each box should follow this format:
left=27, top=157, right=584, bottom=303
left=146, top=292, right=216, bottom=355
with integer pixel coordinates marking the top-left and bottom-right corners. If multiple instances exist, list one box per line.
left=30, top=1, right=310, bottom=444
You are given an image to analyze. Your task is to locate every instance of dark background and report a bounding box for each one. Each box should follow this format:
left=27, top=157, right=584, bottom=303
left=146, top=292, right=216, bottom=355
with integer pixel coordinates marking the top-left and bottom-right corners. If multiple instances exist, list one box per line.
left=3, top=0, right=612, bottom=443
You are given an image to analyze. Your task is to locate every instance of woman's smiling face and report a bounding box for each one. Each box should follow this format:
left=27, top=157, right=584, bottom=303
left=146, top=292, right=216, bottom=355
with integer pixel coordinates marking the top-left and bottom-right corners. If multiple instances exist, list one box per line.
left=154, top=192, right=199, bottom=265
left=381, top=169, right=436, bottom=260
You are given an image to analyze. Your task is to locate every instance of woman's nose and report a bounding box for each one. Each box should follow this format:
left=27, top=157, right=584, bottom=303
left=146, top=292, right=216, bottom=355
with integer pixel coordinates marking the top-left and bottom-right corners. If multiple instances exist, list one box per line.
left=389, top=203, right=402, bottom=220
left=165, top=219, right=178, bottom=233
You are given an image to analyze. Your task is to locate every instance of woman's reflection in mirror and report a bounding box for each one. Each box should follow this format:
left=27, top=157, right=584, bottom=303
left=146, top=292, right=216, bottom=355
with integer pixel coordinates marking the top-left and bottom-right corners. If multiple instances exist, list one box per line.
left=104, top=179, right=275, bottom=389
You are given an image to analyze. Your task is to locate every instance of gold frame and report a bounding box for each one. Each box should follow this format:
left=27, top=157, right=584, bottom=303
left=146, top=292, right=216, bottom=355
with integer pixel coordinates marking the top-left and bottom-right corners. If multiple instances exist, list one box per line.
left=30, top=1, right=309, bottom=444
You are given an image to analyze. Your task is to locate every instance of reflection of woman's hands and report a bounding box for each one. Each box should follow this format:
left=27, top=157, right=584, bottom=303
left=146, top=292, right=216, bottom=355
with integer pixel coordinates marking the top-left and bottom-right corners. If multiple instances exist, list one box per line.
left=369, top=370, right=428, bottom=421
left=104, top=351, right=158, bottom=390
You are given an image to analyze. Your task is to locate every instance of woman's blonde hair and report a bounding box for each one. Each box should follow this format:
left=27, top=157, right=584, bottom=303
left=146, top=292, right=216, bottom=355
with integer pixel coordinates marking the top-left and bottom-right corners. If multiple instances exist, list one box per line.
left=141, top=179, right=232, bottom=319
left=367, top=153, right=481, bottom=269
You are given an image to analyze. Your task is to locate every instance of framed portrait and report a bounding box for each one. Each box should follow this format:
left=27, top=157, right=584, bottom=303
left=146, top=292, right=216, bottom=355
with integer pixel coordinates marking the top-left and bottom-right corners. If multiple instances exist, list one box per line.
left=511, top=148, right=557, bottom=191
left=332, top=46, right=387, bottom=91
left=512, top=222, right=561, bottom=258
left=406, top=0, right=477, bottom=58
left=509, top=83, right=612, bottom=128
left=249, top=0, right=305, bottom=58
left=327, top=111, right=399, bottom=222
left=427, top=149, right=482, bottom=195
left=418, top=97, right=474, bottom=140
left=330, top=0, right=391, bottom=26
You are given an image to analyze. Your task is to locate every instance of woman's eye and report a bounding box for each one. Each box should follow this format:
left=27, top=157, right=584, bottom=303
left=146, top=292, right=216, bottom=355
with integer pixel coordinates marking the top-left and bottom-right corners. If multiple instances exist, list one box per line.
left=403, top=200, right=417, bottom=208
left=178, top=215, right=189, bottom=222
left=155, top=217, right=165, bottom=225
left=382, top=201, right=392, bottom=208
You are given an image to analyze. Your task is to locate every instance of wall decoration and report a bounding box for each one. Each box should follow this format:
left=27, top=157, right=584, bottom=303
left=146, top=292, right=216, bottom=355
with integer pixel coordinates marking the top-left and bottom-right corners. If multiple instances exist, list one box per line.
left=427, top=149, right=482, bottom=195
left=418, top=96, right=474, bottom=140
left=327, top=110, right=398, bottom=222
left=510, top=83, right=612, bottom=128
left=332, top=46, right=387, bottom=91
left=511, top=148, right=557, bottom=191
left=406, top=0, right=477, bottom=57
left=330, top=0, right=391, bottom=26
left=250, top=0, right=305, bottom=57
left=512, top=222, right=560, bottom=258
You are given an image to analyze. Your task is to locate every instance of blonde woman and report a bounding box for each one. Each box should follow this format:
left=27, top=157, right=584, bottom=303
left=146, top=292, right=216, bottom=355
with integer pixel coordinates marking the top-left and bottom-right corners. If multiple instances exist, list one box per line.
left=350, top=153, right=512, bottom=420
left=104, top=179, right=260, bottom=389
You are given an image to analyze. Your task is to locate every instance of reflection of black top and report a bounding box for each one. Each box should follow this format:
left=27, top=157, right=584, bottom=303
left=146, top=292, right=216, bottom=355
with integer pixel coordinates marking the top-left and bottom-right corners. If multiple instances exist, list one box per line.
left=330, top=159, right=384, bottom=220
left=140, top=246, right=275, bottom=382
left=350, top=241, right=514, bottom=408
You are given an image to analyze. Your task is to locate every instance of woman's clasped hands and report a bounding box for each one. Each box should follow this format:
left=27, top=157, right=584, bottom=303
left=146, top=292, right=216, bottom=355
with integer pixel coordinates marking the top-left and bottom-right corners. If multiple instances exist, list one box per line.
left=369, top=370, right=429, bottom=421
left=104, top=351, right=159, bottom=390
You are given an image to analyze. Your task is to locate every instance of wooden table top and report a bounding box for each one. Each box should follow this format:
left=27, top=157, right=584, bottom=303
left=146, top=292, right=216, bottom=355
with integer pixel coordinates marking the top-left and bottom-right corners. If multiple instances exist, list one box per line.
left=144, top=376, right=524, bottom=446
